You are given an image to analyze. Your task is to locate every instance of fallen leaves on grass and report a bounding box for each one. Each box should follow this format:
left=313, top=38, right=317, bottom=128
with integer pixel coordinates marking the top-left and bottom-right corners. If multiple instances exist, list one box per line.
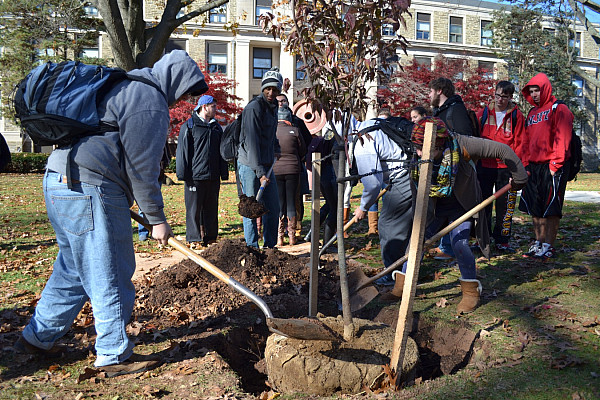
left=550, top=354, right=583, bottom=370
left=436, top=298, right=448, bottom=308
left=76, top=367, right=102, bottom=383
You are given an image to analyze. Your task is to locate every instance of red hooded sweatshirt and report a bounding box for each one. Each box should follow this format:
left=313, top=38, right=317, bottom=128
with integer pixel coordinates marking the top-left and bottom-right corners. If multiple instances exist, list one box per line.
left=521, top=73, right=574, bottom=173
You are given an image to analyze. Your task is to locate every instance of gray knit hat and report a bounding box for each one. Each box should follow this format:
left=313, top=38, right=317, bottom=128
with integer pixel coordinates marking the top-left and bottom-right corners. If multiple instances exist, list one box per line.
left=261, top=67, right=283, bottom=92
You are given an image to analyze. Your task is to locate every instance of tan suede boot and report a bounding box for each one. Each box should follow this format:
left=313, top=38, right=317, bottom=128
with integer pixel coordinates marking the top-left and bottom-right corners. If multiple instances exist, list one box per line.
left=343, top=207, right=350, bottom=238
left=288, top=216, right=298, bottom=246
left=380, top=272, right=405, bottom=302
left=367, top=211, right=379, bottom=236
left=276, top=216, right=286, bottom=247
left=456, top=279, right=482, bottom=314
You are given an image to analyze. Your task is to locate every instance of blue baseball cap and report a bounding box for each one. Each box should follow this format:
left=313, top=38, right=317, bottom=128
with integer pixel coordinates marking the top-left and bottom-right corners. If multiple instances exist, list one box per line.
left=194, top=95, right=215, bottom=111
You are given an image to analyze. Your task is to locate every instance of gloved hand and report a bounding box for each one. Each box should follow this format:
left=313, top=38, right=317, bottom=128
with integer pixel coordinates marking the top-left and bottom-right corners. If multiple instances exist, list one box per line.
left=510, top=178, right=526, bottom=191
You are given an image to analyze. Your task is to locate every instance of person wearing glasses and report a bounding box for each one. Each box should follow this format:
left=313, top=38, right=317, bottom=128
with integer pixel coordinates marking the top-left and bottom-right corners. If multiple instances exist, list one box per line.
left=476, top=81, right=527, bottom=254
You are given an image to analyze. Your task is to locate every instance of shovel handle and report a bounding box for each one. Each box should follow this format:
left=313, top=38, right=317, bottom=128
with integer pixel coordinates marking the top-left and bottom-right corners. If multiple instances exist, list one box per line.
left=319, top=184, right=391, bottom=257
left=255, top=164, right=275, bottom=203
left=130, top=210, right=274, bottom=319
left=357, top=181, right=514, bottom=290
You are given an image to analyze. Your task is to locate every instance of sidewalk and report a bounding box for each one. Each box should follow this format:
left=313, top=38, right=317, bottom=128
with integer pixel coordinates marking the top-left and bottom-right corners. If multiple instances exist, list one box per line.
left=564, top=191, right=600, bottom=204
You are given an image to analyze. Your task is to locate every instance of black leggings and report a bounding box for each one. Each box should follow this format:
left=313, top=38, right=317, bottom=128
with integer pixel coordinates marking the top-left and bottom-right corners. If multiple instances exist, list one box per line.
left=276, top=174, right=300, bottom=218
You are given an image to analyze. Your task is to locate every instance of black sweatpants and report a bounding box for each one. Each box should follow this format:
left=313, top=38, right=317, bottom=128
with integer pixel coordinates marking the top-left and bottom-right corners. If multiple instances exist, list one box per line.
left=477, top=166, right=516, bottom=244
left=184, top=179, right=221, bottom=244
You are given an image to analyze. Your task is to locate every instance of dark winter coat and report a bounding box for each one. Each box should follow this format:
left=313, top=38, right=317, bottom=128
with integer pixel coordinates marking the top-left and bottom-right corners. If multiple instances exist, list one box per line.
left=176, top=113, right=229, bottom=182
left=237, top=94, right=281, bottom=179
left=273, top=121, right=307, bottom=175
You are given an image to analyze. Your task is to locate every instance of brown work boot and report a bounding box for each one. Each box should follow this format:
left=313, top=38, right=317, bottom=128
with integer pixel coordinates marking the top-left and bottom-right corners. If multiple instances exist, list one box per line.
left=456, top=279, right=482, bottom=314
left=288, top=216, right=298, bottom=246
left=367, top=211, right=379, bottom=236
left=100, top=353, right=163, bottom=378
left=343, top=207, right=350, bottom=238
left=256, top=216, right=263, bottom=237
left=14, top=335, right=64, bottom=358
left=277, top=216, right=286, bottom=247
left=380, top=271, right=405, bottom=302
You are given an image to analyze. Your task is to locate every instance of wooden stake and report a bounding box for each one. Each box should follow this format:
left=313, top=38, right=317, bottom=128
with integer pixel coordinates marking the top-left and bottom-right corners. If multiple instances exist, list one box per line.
left=390, top=121, right=437, bottom=375
left=308, top=151, right=321, bottom=317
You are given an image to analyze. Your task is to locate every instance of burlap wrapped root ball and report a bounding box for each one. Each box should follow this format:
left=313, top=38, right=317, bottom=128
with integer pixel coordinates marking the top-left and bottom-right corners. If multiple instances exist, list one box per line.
left=264, top=316, right=419, bottom=395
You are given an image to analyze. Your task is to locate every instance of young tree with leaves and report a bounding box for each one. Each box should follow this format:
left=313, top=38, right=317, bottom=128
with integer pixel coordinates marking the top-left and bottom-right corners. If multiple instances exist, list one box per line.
left=261, top=0, right=411, bottom=346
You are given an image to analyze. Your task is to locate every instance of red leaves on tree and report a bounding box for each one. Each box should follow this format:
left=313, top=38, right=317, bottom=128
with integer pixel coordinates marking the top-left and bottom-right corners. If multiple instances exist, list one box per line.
left=168, top=61, right=243, bottom=141
left=377, top=54, right=496, bottom=118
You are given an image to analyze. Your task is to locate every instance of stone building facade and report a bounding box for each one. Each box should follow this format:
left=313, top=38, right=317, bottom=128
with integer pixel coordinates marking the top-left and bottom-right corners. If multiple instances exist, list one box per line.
left=3, top=0, right=599, bottom=170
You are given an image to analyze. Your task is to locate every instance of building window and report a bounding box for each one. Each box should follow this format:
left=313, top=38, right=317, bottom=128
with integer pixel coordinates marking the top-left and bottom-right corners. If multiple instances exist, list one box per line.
left=209, top=5, right=227, bottom=23
left=481, top=20, right=493, bottom=46
left=256, top=0, right=271, bottom=25
left=166, top=39, right=186, bottom=53
left=416, top=13, right=431, bottom=40
left=478, top=61, right=494, bottom=79
left=569, top=31, right=581, bottom=56
left=414, top=56, right=432, bottom=70
left=296, top=56, right=306, bottom=80
left=572, top=75, right=584, bottom=97
left=382, top=24, right=395, bottom=36
left=449, top=16, right=463, bottom=43
left=208, top=42, right=227, bottom=74
left=84, top=5, right=98, bottom=16
left=253, top=47, right=272, bottom=79
left=79, top=47, right=99, bottom=58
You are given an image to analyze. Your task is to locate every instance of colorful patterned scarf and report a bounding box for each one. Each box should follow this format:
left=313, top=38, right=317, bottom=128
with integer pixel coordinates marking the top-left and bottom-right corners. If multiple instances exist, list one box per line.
left=411, top=133, right=460, bottom=197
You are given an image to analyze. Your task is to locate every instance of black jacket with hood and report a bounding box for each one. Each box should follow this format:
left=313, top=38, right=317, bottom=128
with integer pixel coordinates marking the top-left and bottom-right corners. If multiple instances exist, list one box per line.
left=433, top=94, right=475, bottom=136
left=176, top=113, right=229, bottom=182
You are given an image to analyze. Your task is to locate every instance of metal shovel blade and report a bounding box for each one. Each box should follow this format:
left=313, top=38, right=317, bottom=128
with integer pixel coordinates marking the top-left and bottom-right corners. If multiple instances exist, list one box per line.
left=347, top=268, right=380, bottom=313
left=267, top=317, right=342, bottom=341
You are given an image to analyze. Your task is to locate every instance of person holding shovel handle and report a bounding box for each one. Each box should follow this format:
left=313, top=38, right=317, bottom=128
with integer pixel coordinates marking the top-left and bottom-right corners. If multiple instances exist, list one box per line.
left=237, top=68, right=282, bottom=248
left=385, top=116, right=528, bottom=314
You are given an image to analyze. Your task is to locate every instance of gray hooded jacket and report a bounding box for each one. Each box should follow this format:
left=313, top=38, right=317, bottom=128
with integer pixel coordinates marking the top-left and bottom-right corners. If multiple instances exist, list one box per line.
left=47, top=50, right=207, bottom=224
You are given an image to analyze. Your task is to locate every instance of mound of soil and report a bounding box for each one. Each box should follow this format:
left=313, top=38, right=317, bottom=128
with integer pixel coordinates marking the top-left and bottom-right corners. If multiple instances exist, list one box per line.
left=135, top=238, right=340, bottom=330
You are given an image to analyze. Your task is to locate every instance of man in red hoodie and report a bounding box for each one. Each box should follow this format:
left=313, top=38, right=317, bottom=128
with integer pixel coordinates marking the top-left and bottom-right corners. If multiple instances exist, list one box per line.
left=519, top=73, right=574, bottom=261
left=477, top=81, right=527, bottom=254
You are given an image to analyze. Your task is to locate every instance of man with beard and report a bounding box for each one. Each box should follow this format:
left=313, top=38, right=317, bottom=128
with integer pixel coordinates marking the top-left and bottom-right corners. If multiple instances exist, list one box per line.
left=428, top=77, right=475, bottom=260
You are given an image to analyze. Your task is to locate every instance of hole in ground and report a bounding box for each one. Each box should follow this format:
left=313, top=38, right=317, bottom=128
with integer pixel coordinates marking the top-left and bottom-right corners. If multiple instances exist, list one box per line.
left=213, top=313, right=477, bottom=394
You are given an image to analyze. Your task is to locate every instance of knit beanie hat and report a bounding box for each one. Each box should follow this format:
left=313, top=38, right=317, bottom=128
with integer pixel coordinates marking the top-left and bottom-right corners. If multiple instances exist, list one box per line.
left=278, top=105, right=292, bottom=122
left=261, top=67, right=283, bottom=92
left=411, top=116, right=449, bottom=148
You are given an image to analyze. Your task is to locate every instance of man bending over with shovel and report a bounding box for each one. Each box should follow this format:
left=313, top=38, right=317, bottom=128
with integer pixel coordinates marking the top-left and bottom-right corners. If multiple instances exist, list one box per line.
left=385, top=117, right=528, bottom=313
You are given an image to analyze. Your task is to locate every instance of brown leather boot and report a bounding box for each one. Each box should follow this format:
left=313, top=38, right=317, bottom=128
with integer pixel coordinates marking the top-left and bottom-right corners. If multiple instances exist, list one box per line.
left=257, top=216, right=263, bottom=237
left=380, top=272, right=405, bottom=302
left=343, top=207, right=350, bottom=238
left=367, top=211, right=379, bottom=236
left=276, top=216, right=285, bottom=247
left=457, top=279, right=482, bottom=314
left=288, top=216, right=298, bottom=246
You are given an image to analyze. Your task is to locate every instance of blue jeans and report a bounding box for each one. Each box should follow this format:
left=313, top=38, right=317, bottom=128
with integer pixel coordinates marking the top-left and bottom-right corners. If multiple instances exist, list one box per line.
left=238, top=162, right=279, bottom=248
left=23, top=171, right=136, bottom=367
left=438, top=234, right=455, bottom=257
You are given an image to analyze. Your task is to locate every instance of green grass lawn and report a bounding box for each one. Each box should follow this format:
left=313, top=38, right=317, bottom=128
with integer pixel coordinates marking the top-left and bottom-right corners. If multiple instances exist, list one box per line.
left=0, top=171, right=599, bottom=399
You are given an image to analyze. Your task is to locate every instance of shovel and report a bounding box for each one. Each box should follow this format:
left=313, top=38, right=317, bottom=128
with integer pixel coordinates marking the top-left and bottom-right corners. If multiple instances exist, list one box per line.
left=348, top=181, right=515, bottom=312
left=318, top=184, right=391, bottom=257
left=130, top=210, right=340, bottom=341
left=238, top=164, right=275, bottom=219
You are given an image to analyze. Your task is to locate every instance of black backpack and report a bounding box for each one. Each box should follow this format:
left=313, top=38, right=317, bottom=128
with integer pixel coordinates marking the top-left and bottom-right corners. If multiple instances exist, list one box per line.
left=356, top=116, right=415, bottom=159
left=11, top=60, right=163, bottom=148
left=550, top=101, right=582, bottom=181
left=480, top=105, right=518, bottom=133
left=220, top=97, right=267, bottom=163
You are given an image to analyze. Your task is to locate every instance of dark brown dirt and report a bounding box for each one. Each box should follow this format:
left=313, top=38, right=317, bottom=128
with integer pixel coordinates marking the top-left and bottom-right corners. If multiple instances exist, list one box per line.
left=238, top=194, right=268, bottom=219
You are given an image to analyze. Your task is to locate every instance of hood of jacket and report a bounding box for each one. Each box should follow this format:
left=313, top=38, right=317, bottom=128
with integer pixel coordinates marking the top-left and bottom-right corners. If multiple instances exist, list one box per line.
left=522, top=73, right=555, bottom=108
left=434, top=94, right=464, bottom=115
left=128, top=50, right=208, bottom=106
